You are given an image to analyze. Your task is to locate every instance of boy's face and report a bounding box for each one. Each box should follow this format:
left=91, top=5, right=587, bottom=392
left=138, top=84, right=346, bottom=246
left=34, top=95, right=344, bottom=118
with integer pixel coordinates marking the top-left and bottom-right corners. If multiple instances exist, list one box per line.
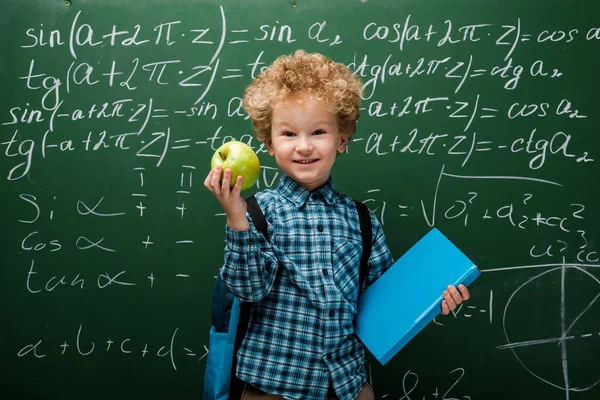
left=268, top=94, right=347, bottom=192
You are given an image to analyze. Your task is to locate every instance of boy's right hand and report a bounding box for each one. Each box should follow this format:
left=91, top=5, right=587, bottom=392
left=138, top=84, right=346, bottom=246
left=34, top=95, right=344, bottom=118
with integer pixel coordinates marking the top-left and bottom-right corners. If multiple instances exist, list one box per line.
left=204, top=166, right=250, bottom=231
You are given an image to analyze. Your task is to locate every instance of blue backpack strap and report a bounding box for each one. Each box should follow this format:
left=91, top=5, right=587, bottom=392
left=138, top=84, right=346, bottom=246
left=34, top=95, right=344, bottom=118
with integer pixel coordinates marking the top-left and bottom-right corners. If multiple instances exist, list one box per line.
left=354, top=200, right=372, bottom=294
left=228, top=195, right=269, bottom=399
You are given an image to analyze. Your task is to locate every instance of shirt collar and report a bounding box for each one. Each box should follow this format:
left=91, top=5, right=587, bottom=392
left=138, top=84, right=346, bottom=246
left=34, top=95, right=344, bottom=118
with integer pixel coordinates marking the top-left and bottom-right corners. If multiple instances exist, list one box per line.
left=277, top=174, right=336, bottom=207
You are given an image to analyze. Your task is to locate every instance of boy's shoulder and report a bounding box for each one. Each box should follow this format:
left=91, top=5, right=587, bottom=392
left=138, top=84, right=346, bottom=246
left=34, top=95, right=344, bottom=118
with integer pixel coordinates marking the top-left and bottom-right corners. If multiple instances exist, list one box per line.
left=248, top=188, right=279, bottom=215
left=331, top=189, right=359, bottom=208
left=251, top=187, right=279, bottom=204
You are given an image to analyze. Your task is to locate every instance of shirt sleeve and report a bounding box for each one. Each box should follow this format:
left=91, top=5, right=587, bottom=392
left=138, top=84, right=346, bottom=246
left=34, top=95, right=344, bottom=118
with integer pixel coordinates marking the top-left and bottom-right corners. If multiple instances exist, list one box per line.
left=219, top=217, right=280, bottom=303
left=363, top=211, right=394, bottom=291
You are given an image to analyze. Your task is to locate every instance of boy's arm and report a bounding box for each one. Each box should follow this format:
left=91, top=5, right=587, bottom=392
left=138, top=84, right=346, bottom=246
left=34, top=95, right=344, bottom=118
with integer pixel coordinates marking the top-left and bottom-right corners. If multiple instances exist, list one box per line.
left=220, top=221, right=279, bottom=303
left=205, top=166, right=248, bottom=230
left=205, top=166, right=279, bottom=302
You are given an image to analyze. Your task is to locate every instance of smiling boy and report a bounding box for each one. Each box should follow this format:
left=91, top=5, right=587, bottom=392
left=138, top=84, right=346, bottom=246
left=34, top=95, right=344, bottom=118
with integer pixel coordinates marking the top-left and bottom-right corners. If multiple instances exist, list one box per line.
left=204, top=50, right=470, bottom=400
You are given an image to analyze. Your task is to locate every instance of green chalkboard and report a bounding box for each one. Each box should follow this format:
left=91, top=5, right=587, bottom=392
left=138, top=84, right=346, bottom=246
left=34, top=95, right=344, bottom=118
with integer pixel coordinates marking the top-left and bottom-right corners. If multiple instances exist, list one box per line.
left=1, top=1, right=599, bottom=399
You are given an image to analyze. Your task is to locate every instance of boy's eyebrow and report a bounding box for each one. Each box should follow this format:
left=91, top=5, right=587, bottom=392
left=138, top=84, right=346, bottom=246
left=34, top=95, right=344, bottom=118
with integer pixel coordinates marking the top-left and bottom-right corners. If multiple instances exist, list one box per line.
left=273, top=122, right=293, bottom=130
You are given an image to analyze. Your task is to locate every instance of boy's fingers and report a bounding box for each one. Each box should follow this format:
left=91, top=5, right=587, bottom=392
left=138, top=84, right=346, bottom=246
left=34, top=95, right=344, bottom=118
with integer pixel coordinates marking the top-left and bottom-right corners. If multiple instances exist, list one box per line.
left=211, top=166, right=222, bottom=191
left=458, top=284, right=470, bottom=301
left=448, top=285, right=463, bottom=305
left=221, top=168, right=232, bottom=192
left=203, top=170, right=213, bottom=189
left=440, top=300, right=449, bottom=315
left=231, top=175, right=243, bottom=197
left=443, top=290, right=457, bottom=310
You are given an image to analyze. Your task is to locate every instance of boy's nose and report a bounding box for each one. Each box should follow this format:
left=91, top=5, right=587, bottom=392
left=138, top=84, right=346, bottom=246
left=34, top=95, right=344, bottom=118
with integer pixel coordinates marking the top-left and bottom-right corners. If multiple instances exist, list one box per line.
left=295, top=136, right=313, bottom=152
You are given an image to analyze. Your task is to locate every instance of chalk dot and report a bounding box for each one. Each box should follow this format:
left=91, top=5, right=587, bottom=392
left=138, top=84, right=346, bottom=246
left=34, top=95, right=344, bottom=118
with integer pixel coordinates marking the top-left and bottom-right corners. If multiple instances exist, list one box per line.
left=179, top=70, right=183, bottom=74
left=141, top=141, right=145, bottom=144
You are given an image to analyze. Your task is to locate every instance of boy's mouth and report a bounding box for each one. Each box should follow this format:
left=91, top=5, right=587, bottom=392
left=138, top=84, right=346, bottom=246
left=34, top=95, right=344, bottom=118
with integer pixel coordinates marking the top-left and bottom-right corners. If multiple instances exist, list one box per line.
left=294, top=159, right=318, bottom=164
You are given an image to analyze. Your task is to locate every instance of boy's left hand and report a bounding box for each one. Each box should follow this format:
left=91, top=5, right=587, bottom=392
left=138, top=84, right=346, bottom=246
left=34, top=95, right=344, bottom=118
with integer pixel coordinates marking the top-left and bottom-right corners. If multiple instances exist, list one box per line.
left=440, top=284, right=470, bottom=315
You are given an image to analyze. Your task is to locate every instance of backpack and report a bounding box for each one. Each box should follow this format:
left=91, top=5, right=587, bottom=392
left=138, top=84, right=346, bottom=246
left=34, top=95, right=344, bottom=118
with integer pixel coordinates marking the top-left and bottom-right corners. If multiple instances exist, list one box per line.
left=203, top=195, right=373, bottom=400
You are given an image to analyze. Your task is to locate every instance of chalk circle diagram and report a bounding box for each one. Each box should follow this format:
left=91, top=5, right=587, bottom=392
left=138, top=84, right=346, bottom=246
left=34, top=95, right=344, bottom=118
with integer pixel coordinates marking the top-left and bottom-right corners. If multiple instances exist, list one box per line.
left=501, top=265, right=600, bottom=395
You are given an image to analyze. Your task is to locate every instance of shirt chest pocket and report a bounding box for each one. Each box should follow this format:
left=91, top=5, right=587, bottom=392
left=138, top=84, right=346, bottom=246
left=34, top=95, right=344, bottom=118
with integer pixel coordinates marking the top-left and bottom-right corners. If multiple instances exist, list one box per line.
left=331, top=239, right=363, bottom=304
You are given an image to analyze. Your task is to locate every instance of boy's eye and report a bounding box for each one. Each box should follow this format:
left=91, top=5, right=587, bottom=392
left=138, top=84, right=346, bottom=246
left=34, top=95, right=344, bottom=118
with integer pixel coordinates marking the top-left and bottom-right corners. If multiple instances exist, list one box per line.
left=313, top=129, right=325, bottom=135
left=283, top=131, right=295, bottom=137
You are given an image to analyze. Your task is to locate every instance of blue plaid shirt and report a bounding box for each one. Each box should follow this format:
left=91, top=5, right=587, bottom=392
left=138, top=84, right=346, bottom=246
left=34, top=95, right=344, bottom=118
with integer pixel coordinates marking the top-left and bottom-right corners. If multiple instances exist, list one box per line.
left=220, top=174, right=393, bottom=400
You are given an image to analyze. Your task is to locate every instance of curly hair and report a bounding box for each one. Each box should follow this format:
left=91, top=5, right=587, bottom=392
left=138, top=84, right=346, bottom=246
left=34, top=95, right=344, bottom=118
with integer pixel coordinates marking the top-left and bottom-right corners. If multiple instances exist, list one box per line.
left=242, top=50, right=363, bottom=145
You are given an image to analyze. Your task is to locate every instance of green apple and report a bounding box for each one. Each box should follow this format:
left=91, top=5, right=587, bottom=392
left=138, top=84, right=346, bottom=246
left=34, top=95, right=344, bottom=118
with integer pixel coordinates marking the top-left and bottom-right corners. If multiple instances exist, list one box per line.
left=211, top=141, right=260, bottom=191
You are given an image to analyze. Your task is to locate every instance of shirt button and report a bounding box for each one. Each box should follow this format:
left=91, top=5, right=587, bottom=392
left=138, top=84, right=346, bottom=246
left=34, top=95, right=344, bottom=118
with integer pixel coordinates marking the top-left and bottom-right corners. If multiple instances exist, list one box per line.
left=322, top=269, right=328, bottom=276
left=247, top=238, right=254, bottom=245
left=312, top=193, right=321, bottom=200
left=317, top=225, right=324, bottom=232
left=329, top=310, right=335, bottom=317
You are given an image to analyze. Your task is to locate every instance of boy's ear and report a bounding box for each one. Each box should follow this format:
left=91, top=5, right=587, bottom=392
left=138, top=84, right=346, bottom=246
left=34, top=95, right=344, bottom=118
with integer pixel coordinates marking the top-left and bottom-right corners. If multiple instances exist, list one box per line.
left=266, top=140, right=275, bottom=156
left=337, top=135, right=349, bottom=153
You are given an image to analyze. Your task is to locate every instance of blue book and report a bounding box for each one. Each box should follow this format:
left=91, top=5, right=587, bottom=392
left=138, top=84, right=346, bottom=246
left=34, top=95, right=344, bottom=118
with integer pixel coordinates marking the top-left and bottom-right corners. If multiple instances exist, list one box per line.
left=355, top=227, right=481, bottom=365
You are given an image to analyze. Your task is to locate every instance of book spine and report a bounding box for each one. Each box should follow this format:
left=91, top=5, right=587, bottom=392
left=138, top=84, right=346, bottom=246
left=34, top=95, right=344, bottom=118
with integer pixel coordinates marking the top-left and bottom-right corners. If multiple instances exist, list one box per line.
left=456, top=265, right=481, bottom=288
